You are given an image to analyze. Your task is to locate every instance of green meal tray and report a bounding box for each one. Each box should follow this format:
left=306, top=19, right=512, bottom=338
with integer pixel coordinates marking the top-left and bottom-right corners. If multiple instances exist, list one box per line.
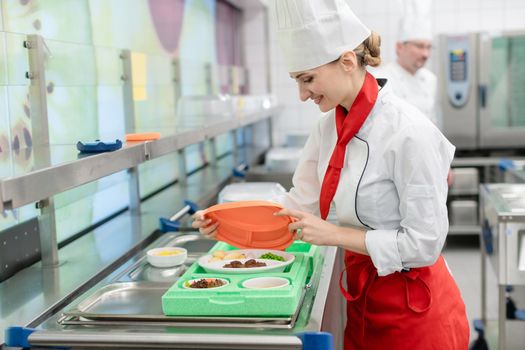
left=161, top=241, right=319, bottom=317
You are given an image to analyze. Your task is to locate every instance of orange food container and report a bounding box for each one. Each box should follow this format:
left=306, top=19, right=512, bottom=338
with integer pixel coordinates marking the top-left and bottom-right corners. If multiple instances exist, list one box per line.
left=203, top=200, right=294, bottom=250
left=125, top=132, right=161, bottom=141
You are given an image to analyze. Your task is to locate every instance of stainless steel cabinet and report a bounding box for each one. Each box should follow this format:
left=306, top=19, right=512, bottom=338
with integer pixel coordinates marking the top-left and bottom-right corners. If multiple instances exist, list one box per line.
left=480, top=184, right=525, bottom=349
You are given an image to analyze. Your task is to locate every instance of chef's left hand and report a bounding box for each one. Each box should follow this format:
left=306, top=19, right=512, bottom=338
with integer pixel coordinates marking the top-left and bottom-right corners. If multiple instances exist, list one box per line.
left=275, top=208, right=339, bottom=246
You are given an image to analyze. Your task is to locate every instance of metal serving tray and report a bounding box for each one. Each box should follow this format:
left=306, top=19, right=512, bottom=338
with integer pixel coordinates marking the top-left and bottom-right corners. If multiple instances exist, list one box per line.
left=60, top=281, right=305, bottom=329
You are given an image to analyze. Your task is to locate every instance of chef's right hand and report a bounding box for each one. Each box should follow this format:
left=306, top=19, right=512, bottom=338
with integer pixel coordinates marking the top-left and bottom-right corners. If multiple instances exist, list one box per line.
left=191, top=210, right=219, bottom=239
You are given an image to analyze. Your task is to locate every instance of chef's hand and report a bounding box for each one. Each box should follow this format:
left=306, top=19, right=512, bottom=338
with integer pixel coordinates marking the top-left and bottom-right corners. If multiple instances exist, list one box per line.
left=275, top=208, right=339, bottom=246
left=191, top=210, right=219, bottom=239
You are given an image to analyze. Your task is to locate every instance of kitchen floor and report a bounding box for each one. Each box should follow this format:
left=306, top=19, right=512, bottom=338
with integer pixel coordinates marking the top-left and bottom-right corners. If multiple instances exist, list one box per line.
left=442, top=236, right=525, bottom=349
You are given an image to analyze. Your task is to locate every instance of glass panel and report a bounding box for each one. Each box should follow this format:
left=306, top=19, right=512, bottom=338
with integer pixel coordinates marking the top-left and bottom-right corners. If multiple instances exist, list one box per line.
left=185, top=143, right=205, bottom=174
left=0, top=4, right=3, bottom=30
left=6, top=85, right=32, bottom=151
left=489, top=36, right=525, bottom=128
left=45, top=39, right=97, bottom=86
left=509, top=37, right=525, bottom=127
left=2, top=0, right=93, bottom=44
left=0, top=87, right=10, bottom=158
left=0, top=33, right=7, bottom=85
left=0, top=203, right=38, bottom=232
left=4, top=32, right=30, bottom=86
left=130, top=52, right=176, bottom=129
left=89, top=0, right=181, bottom=55
left=47, top=86, right=98, bottom=144
left=180, top=60, right=209, bottom=96
left=97, top=86, right=125, bottom=140
left=95, top=47, right=124, bottom=86
left=55, top=173, right=130, bottom=243
left=216, top=132, right=232, bottom=156
left=139, top=153, right=178, bottom=198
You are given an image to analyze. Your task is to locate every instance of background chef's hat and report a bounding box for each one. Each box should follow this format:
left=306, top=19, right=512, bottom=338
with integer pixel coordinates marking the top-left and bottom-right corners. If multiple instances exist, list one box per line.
left=397, top=0, right=433, bottom=42
left=270, top=0, right=370, bottom=73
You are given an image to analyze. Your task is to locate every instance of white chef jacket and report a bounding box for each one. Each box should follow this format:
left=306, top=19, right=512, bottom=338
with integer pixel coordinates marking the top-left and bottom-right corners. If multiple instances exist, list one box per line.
left=375, top=62, right=440, bottom=128
left=281, top=80, right=455, bottom=276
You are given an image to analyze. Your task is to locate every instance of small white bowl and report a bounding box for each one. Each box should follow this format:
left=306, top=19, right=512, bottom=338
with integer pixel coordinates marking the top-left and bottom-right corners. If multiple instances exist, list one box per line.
left=242, top=276, right=290, bottom=289
left=147, top=247, right=187, bottom=268
left=182, top=277, right=229, bottom=289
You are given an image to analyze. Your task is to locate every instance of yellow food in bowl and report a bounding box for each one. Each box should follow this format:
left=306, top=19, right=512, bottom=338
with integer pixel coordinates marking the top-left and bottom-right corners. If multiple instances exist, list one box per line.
left=154, top=250, right=182, bottom=256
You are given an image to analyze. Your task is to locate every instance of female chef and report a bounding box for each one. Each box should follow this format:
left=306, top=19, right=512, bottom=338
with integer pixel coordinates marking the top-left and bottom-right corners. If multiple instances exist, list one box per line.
left=193, top=0, right=469, bottom=348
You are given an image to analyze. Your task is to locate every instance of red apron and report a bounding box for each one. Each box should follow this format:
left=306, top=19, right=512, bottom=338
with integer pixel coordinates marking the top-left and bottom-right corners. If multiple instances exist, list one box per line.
left=340, top=251, right=469, bottom=349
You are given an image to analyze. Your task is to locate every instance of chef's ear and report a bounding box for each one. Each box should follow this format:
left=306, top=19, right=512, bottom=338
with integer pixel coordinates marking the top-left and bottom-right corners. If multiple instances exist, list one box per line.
left=338, top=51, right=358, bottom=73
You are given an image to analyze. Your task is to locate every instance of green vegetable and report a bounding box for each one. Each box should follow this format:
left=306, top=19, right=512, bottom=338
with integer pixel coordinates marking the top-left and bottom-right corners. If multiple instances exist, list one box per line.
left=259, top=252, right=285, bottom=262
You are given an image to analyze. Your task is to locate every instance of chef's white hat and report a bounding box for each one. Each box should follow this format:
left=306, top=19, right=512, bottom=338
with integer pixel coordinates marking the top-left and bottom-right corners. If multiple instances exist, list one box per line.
left=397, top=0, right=433, bottom=42
left=270, top=0, right=371, bottom=73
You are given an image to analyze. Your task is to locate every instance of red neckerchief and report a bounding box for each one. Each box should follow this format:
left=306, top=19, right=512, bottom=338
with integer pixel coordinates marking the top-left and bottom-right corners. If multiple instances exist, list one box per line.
left=319, top=72, right=378, bottom=219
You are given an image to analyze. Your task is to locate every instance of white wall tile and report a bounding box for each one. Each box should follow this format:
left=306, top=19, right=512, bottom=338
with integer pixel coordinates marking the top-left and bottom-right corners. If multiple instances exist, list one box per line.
left=457, top=10, right=481, bottom=32
left=435, top=0, right=459, bottom=13
left=458, top=0, right=480, bottom=11
left=479, top=8, right=505, bottom=31
left=434, top=11, right=460, bottom=34
left=503, top=6, right=525, bottom=31
left=481, top=0, right=503, bottom=10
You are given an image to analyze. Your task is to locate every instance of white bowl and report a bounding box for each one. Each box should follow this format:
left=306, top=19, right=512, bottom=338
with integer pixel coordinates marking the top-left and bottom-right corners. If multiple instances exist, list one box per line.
left=182, top=277, right=229, bottom=289
left=147, top=247, right=187, bottom=268
left=198, top=249, right=295, bottom=274
left=242, top=277, right=290, bottom=289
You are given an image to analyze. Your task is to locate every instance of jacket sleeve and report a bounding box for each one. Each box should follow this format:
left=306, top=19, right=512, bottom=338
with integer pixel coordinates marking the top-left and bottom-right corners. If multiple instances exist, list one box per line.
left=365, top=123, right=455, bottom=276
left=279, top=119, right=322, bottom=215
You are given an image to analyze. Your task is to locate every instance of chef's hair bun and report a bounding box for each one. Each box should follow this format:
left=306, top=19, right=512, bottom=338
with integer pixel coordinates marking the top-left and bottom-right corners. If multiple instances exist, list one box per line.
left=356, top=31, right=381, bottom=67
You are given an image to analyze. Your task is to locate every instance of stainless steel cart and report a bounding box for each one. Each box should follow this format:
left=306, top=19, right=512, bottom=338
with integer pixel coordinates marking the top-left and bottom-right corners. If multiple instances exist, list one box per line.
left=480, top=184, right=525, bottom=349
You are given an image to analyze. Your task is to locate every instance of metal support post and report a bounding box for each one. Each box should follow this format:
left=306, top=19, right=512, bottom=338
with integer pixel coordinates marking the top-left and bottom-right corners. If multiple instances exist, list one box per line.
left=268, top=116, right=274, bottom=148
left=498, top=284, right=506, bottom=350
left=178, top=148, right=187, bottom=185
left=230, top=129, right=238, bottom=165
left=25, top=34, right=58, bottom=267
left=120, top=50, right=141, bottom=215
left=229, top=66, right=237, bottom=95
left=207, top=137, right=217, bottom=167
left=204, top=63, right=214, bottom=96
left=172, top=58, right=181, bottom=107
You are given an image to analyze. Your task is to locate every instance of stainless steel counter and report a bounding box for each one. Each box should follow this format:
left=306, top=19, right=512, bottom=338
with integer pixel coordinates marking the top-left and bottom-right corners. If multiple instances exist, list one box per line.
left=0, top=146, right=268, bottom=345
left=9, top=232, right=338, bottom=349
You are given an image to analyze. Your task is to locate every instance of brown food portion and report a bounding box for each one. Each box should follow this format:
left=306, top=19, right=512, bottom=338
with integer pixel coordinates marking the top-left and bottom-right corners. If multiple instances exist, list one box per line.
left=223, top=259, right=267, bottom=268
left=189, top=278, right=225, bottom=288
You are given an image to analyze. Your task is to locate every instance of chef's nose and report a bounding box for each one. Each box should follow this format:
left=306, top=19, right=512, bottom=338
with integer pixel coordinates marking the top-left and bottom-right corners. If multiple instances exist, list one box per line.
left=299, top=85, right=310, bottom=102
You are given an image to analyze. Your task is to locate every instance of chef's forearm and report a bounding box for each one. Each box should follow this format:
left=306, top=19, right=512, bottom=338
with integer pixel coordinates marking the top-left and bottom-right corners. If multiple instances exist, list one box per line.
left=333, top=226, right=369, bottom=255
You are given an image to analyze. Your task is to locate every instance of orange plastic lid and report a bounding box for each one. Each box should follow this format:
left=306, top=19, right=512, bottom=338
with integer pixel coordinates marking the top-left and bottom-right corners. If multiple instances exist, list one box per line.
left=203, top=200, right=294, bottom=250
left=125, top=132, right=161, bottom=141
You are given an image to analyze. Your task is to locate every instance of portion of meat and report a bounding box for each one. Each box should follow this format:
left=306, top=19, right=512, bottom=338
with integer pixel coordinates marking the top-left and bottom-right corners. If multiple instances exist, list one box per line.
left=223, top=259, right=267, bottom=268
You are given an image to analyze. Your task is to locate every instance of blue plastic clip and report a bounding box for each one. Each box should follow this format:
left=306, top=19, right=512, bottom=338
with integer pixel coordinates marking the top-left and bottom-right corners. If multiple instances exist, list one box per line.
left=184, top=199, right=199, bottom=215
left=159, top=200, right=199, bottom=233
left=159, top=218, right=181, bottom=232
left=232, top=163, right=249, bottom=178
left=499, top=158, right=515, bottom=171
left=297, top=331, right=333, bottom=350
left=5, top=326, right=35, bottom=348
left=481, top=219, right=493, bottom=255
left=76, top=139, right=122, bottom=153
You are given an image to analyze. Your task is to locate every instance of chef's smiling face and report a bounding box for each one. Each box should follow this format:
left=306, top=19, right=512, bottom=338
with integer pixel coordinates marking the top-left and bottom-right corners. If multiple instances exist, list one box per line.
left=290, top=60, right=350, bottom=113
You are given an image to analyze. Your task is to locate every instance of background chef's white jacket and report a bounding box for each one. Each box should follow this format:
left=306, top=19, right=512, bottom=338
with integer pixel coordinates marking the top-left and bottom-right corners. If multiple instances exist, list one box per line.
left=280, top=81, right=455, bottom=276
left=375, top=61, right=441, bottom=129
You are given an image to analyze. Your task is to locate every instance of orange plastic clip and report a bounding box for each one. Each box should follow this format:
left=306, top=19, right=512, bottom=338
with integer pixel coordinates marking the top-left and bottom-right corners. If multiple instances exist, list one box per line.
left=125, top=132, right=161, bottom=141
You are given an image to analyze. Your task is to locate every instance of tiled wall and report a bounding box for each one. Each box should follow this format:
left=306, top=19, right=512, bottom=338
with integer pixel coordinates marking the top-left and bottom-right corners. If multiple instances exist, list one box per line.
left=268, top=0, right=525, bottom=145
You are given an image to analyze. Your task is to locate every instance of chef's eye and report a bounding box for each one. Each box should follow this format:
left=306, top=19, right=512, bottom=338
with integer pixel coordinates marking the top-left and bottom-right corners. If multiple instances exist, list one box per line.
left=303, top=77, right=313, bottom=83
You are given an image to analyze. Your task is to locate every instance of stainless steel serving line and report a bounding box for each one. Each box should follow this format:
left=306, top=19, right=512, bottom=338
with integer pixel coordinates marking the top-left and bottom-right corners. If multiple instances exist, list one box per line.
left=9, top=230, right=339, bottom=349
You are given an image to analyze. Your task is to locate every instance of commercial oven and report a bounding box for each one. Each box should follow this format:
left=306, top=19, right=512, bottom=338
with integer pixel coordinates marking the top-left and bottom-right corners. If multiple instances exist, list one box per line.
left=439, top=31, right=525, bottom=150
